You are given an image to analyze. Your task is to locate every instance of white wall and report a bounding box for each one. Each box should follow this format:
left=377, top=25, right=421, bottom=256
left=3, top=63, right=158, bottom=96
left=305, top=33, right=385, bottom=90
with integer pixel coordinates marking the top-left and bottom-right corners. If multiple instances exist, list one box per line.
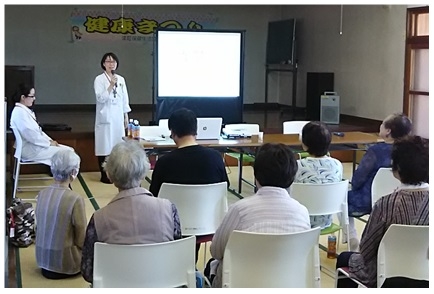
left=5, top=5, right=281, bottom=105
left=282, top=5, right=407, bottom=121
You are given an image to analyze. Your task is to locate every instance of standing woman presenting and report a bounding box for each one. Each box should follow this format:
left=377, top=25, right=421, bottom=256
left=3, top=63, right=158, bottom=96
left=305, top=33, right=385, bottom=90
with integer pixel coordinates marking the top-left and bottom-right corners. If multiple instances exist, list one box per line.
left=94, top=52, right=131, bottom=183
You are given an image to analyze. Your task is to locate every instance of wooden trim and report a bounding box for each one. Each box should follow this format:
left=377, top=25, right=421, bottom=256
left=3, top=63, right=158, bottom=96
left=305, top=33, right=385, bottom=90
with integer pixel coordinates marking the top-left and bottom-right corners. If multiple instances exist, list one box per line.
left=407, top=6, right=428, bottom=14
left=409, top=90, right=429, bottom=96
left=407, top=36, right=429, bottom=45
left=403, top=42, right=411, bottom=115
left=404, top=6, right=429, bottom=116
left=32, top=104, right=154, bottom=112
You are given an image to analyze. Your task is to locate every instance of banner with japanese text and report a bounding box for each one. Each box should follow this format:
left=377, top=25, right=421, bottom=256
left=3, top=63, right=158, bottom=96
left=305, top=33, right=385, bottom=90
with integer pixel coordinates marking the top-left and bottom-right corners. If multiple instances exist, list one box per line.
left=70, top=9, right=218, bottom=42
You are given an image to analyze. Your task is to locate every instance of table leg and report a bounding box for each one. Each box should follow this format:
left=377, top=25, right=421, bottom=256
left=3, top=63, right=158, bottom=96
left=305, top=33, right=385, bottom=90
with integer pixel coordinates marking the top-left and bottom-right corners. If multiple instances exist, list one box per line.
left=352, top=150, right=357, bottom=173
left=238, top=153, right=243, bottom=194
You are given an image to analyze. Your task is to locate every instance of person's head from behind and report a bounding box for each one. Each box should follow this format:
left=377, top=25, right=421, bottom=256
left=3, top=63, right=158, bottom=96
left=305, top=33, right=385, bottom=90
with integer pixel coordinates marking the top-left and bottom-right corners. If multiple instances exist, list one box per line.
left=379, top=113, right=412, bottom=141
left=104, top=140, right=150, bottom=190
left=13, top=83, right=36, bottom=107
left=300, top=121, right=332, bottom=157
left=391, top=136, right=428, bottom=185
left=168, top=108, right=197, bottom=142
left=254, top=143, right=298, bottom=189
left=51, top=149, right=81, bottom=183
left=100, top=52, right=119, bottom=72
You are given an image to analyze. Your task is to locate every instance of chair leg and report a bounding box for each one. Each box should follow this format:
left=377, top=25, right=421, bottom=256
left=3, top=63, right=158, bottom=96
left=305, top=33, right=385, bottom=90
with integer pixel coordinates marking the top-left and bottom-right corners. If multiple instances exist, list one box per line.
left=13, top=159, right=20, bottom=199
left=345, top=224, right=351, bottom=251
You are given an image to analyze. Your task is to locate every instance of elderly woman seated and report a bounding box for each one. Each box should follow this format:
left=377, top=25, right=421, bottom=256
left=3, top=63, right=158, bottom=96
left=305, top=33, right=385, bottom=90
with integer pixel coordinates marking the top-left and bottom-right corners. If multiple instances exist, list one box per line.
left=80, top=140, right=182, bottom=285
left=35, top=149, right=87, bottom=279
left=336, top=135, right=429, bottom=288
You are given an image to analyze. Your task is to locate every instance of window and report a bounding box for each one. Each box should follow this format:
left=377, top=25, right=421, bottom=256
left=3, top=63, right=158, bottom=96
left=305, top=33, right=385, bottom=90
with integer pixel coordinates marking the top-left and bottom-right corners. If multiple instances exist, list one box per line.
left=403, top=6, right=429, bottom=139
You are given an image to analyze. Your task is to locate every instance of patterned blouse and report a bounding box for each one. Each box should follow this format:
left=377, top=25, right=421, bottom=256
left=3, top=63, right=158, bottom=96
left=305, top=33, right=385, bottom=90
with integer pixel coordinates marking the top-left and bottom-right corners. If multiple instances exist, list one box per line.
left=294, top=156, right=343, bottom=229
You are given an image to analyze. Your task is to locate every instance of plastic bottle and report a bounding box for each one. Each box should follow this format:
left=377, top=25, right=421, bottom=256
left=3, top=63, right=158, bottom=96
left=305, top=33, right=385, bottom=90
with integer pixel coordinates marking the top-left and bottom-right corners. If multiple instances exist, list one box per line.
left=327, top=233, right=337, bottom=259
left=133, top=119, right=140, bottom=140
left=127, top=119, right=134, bottom=138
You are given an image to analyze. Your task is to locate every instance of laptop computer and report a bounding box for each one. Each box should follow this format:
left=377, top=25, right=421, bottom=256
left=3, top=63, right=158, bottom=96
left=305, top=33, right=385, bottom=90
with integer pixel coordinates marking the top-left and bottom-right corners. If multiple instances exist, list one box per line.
left=196, top=117, right=223, bottom=140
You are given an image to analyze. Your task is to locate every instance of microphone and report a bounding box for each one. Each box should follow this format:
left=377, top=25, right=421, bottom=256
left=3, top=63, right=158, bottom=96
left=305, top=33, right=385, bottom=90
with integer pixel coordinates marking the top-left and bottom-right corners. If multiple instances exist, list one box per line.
left=111, top=70, right=117, bottom=87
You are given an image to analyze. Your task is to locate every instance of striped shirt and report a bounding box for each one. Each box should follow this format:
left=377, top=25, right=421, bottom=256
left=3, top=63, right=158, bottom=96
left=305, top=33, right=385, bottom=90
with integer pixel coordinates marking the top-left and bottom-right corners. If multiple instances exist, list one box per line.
left=210, top=186, right=311, bottom=287
left=35, top=185, right=87, bottom=274
left=349, top=186, right=429, bottom=287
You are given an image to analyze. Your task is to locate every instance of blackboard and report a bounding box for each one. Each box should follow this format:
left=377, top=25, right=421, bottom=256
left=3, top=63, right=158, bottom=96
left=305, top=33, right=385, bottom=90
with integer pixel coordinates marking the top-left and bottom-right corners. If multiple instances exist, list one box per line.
left=266, top=19, right=296, bottom=65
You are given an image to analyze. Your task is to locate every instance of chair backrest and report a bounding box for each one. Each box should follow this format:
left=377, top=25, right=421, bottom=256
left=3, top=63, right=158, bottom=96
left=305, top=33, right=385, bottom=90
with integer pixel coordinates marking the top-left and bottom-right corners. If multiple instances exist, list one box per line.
left=371, top=167, right=401, bottom=208
left=289, top=180, right=350, bottom=224
left=158, top=182, right=228, bottom=236
left=158, top=119, right=171, bottom=137
left=10, top=126, right=23, bottom=160
left=223, top=123, right=260, bottom=136
left=377, top=224, right=429, bottom=287
left=93, top=235, right=197, bottom=288
left=222, top=227, right=321, bottom=288
left=283, top=121, right=310, bottom=134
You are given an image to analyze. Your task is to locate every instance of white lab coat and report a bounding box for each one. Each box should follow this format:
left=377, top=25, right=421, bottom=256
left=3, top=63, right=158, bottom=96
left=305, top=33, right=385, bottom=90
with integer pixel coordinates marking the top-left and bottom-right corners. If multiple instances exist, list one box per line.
left=10, top=103, right=72, bottom=166
left=94, top=72, right=131, bottom=156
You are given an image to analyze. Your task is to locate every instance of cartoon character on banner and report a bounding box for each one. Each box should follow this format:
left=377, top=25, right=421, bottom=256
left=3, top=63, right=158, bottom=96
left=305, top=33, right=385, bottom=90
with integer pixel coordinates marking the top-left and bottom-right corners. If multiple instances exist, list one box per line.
left=71, top=26, right=83, bottom=41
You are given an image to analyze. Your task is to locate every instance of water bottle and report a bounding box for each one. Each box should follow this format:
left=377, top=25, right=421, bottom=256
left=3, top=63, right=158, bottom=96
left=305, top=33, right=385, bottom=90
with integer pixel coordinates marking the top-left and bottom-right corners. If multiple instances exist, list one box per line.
left=127, top=119, right=134, bottom=138
left=133, top=120, right=140, bottom=140
left=327, top=234, right=337, bottom=259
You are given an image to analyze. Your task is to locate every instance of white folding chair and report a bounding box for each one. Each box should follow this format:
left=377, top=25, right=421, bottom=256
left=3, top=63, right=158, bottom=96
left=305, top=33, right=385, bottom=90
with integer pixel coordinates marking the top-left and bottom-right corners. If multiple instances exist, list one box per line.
left=10, top=126, right=51, bottom=200
left=335, top=224, right=429, bottom=288
left=377, top=224, right=429, bottom=287
left=158, top=182, right=228, bottom=266
left=222, top=227, right=321, bottom=288
left=223, top=123, right=260, bottom=193
left=289, top=180, right=350, bottom=277
left=283, top=120, right=310, bottom=135
left=356, top=167, right=401, bottom=224
left=93, top=235, right=197, bottom=288
left=371, top=167, right=401, bottom=208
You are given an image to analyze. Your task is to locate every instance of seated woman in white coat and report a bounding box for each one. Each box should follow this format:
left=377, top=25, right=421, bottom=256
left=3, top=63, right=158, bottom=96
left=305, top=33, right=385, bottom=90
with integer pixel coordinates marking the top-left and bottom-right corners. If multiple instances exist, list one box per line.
left=9, top=83, right=73, bottom=166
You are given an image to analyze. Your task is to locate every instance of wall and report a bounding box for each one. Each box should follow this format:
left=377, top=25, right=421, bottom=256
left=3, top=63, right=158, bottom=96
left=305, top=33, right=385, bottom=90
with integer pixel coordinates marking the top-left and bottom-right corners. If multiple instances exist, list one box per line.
left=4, top=4, right=407, bottom=121
left=281, top=5, right=407, bottom=121
left=4, top=5, right=281, bottom=105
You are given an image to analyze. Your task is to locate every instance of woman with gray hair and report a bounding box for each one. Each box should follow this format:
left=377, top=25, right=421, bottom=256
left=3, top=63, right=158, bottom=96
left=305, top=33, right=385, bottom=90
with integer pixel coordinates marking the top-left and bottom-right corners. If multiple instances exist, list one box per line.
left=35, top=149, right=87, bottom=279
left=81, top=140, right=181, bottom=284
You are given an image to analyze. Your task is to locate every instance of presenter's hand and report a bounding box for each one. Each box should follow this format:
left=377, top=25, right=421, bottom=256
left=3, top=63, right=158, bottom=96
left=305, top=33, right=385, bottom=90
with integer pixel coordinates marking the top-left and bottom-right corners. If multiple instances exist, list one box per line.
left=124, top=116, right=129, bottom=129
left=50, top=140, right=59, bottom=146
left=110, top=76, right=118, bottom=87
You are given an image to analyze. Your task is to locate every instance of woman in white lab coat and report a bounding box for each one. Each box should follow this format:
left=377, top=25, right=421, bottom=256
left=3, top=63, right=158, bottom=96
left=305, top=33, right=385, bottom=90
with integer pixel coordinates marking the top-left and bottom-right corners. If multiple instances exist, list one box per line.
left=94, top=52, right=131, bottom=183
left=10, top=84, right=73, bottom=166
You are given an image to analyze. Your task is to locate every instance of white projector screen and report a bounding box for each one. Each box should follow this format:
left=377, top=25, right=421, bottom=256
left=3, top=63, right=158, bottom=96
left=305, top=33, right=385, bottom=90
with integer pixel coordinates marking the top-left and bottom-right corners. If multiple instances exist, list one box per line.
left=157, top=30, right=242, bottom=97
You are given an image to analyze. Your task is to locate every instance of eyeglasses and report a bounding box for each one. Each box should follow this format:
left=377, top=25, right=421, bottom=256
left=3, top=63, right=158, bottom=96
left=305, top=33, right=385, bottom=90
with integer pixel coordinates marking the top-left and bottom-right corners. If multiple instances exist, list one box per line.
left=105, top=60, right=117, bottom=64
left=26, top=95, right=36, bottom=99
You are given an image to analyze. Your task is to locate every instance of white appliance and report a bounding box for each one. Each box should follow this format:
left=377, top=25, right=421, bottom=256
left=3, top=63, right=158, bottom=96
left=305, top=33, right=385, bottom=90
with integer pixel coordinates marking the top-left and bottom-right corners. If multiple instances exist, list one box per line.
left=320, top=92, right=340, bottom=124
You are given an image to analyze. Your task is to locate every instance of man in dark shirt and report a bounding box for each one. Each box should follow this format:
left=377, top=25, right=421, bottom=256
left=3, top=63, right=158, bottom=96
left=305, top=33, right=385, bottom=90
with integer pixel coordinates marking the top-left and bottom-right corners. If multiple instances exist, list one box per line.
left=150, top=108, right=229, bottom=196
left=149, top=107, right=230, bottom=264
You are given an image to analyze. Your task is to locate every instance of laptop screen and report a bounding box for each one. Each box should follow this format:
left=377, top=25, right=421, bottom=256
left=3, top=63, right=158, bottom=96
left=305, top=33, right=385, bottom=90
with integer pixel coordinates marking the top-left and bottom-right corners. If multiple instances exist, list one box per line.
left=196, top=117, right=223, bottom=140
